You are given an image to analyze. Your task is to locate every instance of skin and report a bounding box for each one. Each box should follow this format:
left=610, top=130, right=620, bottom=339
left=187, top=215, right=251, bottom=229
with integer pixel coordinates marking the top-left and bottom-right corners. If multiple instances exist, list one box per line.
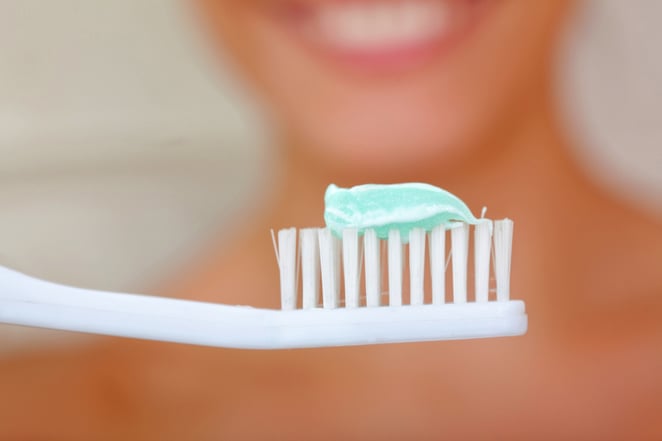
left=1, top=0, right=661, bottom=439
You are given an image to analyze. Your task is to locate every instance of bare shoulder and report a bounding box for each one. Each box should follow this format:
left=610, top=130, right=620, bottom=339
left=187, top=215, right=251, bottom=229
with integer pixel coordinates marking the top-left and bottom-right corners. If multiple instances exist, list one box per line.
left=0, top=339, right=178, bottom=439
left=606, top=199, right=662, bottom=297
left=0, top=336, right=293, bottom=439
left=572, top=192, right=662, bottom=305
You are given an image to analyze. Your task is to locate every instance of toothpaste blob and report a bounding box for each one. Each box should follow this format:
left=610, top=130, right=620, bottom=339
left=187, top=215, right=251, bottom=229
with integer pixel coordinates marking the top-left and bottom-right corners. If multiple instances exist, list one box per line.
left=324, top=183, right=479, bottom=241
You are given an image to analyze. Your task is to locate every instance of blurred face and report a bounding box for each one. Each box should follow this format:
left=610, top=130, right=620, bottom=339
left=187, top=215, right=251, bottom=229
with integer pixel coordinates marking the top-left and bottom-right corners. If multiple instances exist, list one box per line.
left=195, top=0, right=573, bottom=172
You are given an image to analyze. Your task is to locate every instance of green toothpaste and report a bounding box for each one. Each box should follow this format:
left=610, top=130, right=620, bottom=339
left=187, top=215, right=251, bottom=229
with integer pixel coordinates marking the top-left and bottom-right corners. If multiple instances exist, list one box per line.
left=324, top=183, right=478, bottom=241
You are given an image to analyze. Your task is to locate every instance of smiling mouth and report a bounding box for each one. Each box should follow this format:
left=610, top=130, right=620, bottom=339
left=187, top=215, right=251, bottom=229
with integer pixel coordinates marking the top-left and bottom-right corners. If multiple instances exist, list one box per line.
left=277, top=0, right=493, bottom=71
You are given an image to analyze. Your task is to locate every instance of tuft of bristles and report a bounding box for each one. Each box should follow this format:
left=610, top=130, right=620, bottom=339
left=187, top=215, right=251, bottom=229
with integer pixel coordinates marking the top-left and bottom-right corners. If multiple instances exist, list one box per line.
left=273, top=220, right=513, bottom=310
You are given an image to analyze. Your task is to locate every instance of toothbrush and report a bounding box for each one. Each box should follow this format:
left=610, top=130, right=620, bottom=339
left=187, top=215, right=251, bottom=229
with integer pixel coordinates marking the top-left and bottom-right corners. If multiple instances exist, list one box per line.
left=0, top=219, right=526, bottom=349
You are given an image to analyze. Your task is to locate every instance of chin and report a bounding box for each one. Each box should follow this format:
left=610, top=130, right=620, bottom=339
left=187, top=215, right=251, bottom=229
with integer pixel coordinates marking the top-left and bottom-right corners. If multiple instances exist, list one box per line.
left=288, top=88, right=499, bottom=177
left=296, top=122, right=472, bottom=178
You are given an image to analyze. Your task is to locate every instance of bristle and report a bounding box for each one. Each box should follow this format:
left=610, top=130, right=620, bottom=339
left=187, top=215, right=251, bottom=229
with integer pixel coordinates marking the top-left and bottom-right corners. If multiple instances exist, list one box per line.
left=277, top=228, right=298, bottom=310
left=342, top=228, right=361, bottom=308
left=450, top=223, right=469, bottom=304
left=334, top=234, right=342, bottom=303
left=364, top=229, right=381, bottom=307
left=474, top=220, right=492, bottom=303
left=300, top=228, right=320, bottom=309
left=429, top=225, right=446, bottom=304
left=318, top=228, right=340, bottom=309
left=494, top=219, right=514, bottom=302
left=276, top=218, right=514, bottom=311
left=409, top=228, right=426, bottom=306
left=387, top=229, right=403, bottom=306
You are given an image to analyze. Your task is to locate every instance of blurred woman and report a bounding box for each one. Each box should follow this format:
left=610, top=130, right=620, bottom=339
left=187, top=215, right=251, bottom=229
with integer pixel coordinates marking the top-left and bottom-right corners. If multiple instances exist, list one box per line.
left=1, top=0, right=661, bottom=439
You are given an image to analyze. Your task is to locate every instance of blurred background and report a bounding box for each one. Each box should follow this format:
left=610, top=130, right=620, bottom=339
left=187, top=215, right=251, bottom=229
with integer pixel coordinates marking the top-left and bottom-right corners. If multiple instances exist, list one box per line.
left=0, top=0, right=660, bottom=354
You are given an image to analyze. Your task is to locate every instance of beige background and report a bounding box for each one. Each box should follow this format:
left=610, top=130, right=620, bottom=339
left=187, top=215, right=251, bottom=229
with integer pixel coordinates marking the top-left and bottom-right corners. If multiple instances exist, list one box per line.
left=0, top=0, right=660, bottom=352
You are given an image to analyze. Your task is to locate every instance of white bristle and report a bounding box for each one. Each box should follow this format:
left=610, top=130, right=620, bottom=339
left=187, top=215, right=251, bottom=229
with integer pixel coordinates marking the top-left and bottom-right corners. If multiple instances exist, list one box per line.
left=364, top=229, right=381, bottom=307
left=387, top=229, right=403, bottom=306
left=276, top=228, right=298, bottom=310
left=334, top=234, right=342, bottom=301
left=409, top=228, right=426, bottom=306
left=318, top=228, right=340, bottom=309
left=429, top=225, right=446, bottom=304
left=342, top=228, right=361, bottom=308
left=494, top=219, right=514, bottom=302
left=276, top=218, right=513, bottom=311
left=474, top=220, right=493, bottom=303
left=450, top=223, right=469, bottom=304
left=300, top=228, right=320, bottom=309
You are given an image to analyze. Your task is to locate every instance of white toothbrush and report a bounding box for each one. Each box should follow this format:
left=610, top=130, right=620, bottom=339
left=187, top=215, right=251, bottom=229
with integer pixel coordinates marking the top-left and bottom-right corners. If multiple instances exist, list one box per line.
left=0, top=219, right=526, bottom=349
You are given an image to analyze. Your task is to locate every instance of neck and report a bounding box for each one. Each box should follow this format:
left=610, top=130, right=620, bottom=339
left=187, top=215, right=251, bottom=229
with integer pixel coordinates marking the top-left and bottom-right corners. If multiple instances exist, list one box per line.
left=168, top=92, right=662, bottom=342
left=265, top=98, right=588, bottom=231
left=258, top=98, right=611, bottom=314
left=176, top=92, right=661, bottom=336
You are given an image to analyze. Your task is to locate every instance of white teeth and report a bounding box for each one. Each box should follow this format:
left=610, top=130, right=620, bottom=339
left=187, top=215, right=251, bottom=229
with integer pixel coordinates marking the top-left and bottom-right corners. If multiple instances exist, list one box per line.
left=316, top=1, right=450, bottom=51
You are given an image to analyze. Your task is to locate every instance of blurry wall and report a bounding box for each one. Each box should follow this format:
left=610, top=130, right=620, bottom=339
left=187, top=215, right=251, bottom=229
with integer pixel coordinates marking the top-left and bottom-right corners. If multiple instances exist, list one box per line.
left=559, top=0, right=662, bottom=214
left=0, top=0, right=660, bottom=352
left=0, top=0, right=270, bottom=352
left=0, top=0, right=268, bottom=289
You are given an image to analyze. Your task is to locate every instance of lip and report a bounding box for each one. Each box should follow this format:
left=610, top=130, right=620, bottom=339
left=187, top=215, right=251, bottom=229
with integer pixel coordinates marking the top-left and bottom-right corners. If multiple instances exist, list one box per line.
left=274, top=0, right=494, bottom=73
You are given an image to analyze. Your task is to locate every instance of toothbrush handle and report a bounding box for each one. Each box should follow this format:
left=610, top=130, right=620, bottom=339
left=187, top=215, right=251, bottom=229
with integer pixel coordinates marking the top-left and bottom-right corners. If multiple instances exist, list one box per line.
left=0, top=266, right=278, bottom=348
left=0, top=266, right=527, bottom=349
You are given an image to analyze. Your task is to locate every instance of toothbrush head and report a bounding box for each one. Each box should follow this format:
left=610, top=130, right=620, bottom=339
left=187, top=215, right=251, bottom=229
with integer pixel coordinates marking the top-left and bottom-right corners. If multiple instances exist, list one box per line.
left=272, top=217, right=526, bottom=346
